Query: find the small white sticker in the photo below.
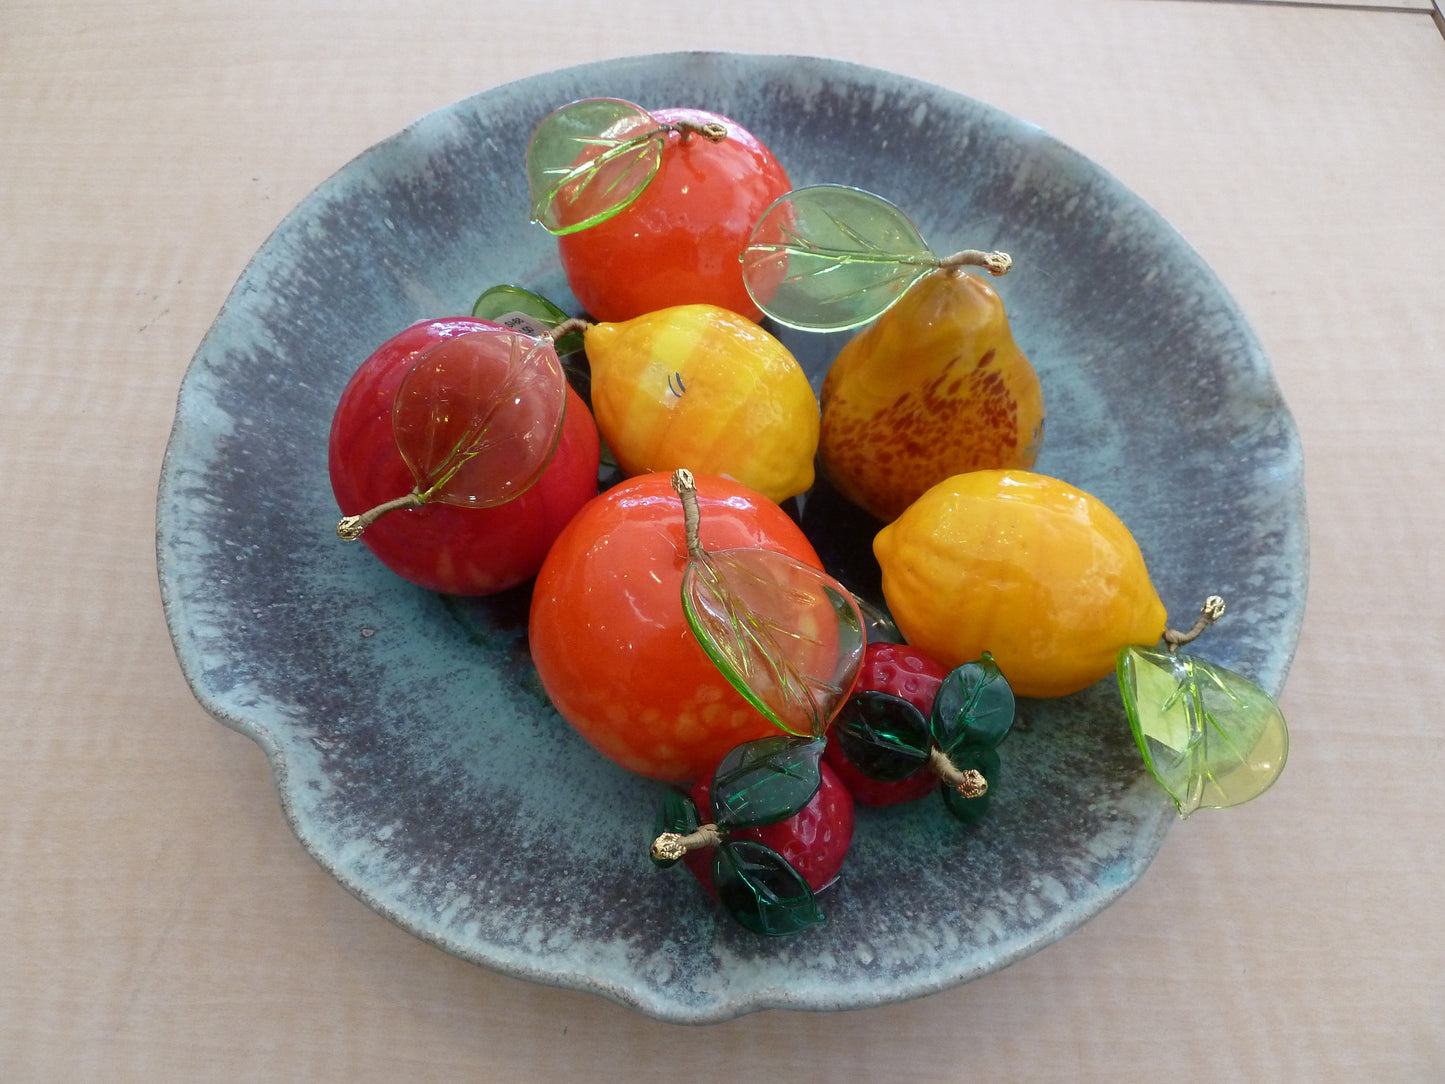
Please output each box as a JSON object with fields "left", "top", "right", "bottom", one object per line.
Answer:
{"left": 492, "top": 311, "right": 551, "bottom": 338}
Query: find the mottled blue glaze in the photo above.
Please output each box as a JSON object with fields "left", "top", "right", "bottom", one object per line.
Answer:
{"left": 157, "top": 52, "right": 1307, "bottom": 1023}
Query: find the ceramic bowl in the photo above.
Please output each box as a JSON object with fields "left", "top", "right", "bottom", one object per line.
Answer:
{"left": 157, "top": 51, "right": 1306, "bottom": 1023}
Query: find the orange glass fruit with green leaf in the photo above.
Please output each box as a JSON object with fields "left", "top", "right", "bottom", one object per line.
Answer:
{"left": 529, "top": 470, "right": 864, "bottom": 783}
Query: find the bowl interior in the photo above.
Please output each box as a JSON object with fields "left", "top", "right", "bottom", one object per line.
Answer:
{"left": 157, "top": 51, "right": 1306, "bottom": 1023}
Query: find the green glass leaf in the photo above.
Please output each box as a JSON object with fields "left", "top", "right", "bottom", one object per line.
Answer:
{"left": 713, "top": 839, "right": 825, "bottom": 936}
{"left": 682, "top": 546, "right": 866, "bottom": 738}
{"left": 741, "top": 184, "right": 938, "bottom": 331}
{"left": 471, "top": 283, "right": 570, "bottom": 326}
{"left": 650, "top": 790, "right": 701, "bottom": 868}
{"left": 930, "top": 653, "right": 1016, "bottom": 757}
{"left": 526, "top": 98, "right": 666, "bottom": 234}
{"left": 471, "top": 284, "right": 584, "bottom": 356}
{"left": 710, "top": 734, "right": 825, "bottom": 830}
{"left": 833, "top": 690, "right": 931, "bottom": 782}
{"left": 391, "top": 329, "right": 566, "bottom": 507}
{"left": 939, "top": 747, "right": 1000, "bottom": 825}
{"left": 1117, "top": 645, "right": 1289, "bottom": 817}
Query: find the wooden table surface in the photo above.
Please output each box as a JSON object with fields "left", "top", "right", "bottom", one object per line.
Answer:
{"left": 5, "top": 1, "right": 1443, "bottom": 1079}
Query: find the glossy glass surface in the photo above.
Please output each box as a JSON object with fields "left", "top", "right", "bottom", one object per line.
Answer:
{"left": 526, "top": 98, "right": 664, "bottom": 234}
{"left": 1118, "top": 645, "right": 1289, "bottom": 817}
{"left": 930, "top": 654, "right": 1016, "bottom": 755}
{"left": 709, "top": 735, "right": 825, "bottom": 830}
{"left": 832, "top": 690, "right": 932, "bottom": 782}
{"left": 744, "top": 184, "right": 935, "bottom": 330}
{"left": 713, "top": 840, "right": 824, "bottom": 936}
{"left": 683, "top": 547, "right": 865, "bottom": 738}
{"left": 392, "top": 330, "right": 566, "bottom": 507}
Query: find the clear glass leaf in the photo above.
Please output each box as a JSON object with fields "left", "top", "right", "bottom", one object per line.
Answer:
{"left": 1117, "top": 645, "right": 1289, "bottom": 817}
{"left": 712, "top": 839, "right": 824, "bottom": 936}
{"left": 650, "top": 790, "right": 701, "bottom": 868}
{"left": 833, "top": 690, "right": 931, "bottom": 782}
{"left": 741, "top": 184, "right": 938, "bottom": 331}
{"left": 930, "top": 653, "right": 1016, "bottom": 757}
{"left": 709, "top": 734, "right": 825, "bottom": 830}
{"left": 682, "top": 546, "right": 867, "bottom": 738}
{"left": 525, "top": 98, "right": 666, "bottom": 234}
{"left": 391, "top": 329, "right": 566, "bottom": 508}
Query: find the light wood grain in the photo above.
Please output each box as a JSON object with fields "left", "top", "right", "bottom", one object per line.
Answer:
{"left": 3, "top": 1, "right": 1443, "bottom": 1080}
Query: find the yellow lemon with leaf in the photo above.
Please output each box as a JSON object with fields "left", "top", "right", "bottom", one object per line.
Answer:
{"left": 874, "top": 469, "right": 1166, "bottom": 698}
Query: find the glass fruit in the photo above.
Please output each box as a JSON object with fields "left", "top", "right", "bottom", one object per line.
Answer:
{"left": 327, "top": 318, "right": 599, "bottom": 595}
{"left": 581, "top": 304, "right": 819, "bottom": 503}
{"left": 535, "top": 102, "right": 791, "bottom": 322}
{"left": 818, "top": 266, "right": 1045, "bottom": 522}
{"left": 873, "top": 470, "right": 1166, "bottom": 698}
{"left": 527, "top": 472, "right": 825, "bottom": 782}
{"left": 664, "top": 741, "right": 855, "bottom": 935}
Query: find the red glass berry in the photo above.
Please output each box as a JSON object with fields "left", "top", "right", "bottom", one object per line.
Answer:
{"left": 825, "top": 642, "right": 949, "bottom": 806}
{"left": 683, "top": 759, "right": 854, "bottom": 896}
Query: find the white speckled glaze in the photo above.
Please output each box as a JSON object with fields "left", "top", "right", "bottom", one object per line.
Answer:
{"left": 157, "top": 52, "right": 1306, "bottom": 1023}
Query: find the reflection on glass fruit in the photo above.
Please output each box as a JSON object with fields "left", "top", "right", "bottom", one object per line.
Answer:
{"left": 819, "top": 267, "right": 1044, "bottom": 522}
{"left": 583, "top": 304, "right": 819, "bottom": 503}
{"left": 874, "top": 469, "right": 1166, "bottom": 698}
{"left": 528, "top": 472, "right": 824, "bottom": 782}
{"left": 328, "top": 317, "right": 600, "bottom": 595}
{"left": 552, "top": 106, "right": 790, "bottom": 322}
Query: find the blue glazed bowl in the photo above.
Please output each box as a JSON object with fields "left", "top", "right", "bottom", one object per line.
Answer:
{"left": 157, "top": 52, "right": 1306, "bottom": 1023}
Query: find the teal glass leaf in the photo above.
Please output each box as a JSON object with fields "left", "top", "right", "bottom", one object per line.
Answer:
{"left": 391, "top": 330, "right": 566, "bottom": 507}
{"left": 741, "top": 184, "right": 938, "bottom": 331}
{"left": 710, "top": 734, "right": 825, "bottom": 830}
{"left": 650, "top": 790, "right": 701, "bottom": 868}
{"left": 1117, "top": 645, "right": 1289, "bottom": 817}
{"left": 930, "top": 653, "right": 1016, "bottom": 757}
{"left": 713, "top": 840, "right": 825, "bottom": 936}
{"left": 525, "top": 98, "right": 666, "bottom": 234}
{"left": 833, "top": 690, "right": 931, "bottom": 782}
{"left": 940, "top": 747, "right": 1000, "bottom": 825}
{"left": 682, "top": 546, "right": 866, "bottom": 738}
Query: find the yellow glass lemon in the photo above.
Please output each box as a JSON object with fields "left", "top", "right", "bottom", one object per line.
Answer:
{"left": 583, "top": 304, "right": 818, "bottom": 503}
{"left": 874, "top": 469, "right": 1166, "bottom": 698}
